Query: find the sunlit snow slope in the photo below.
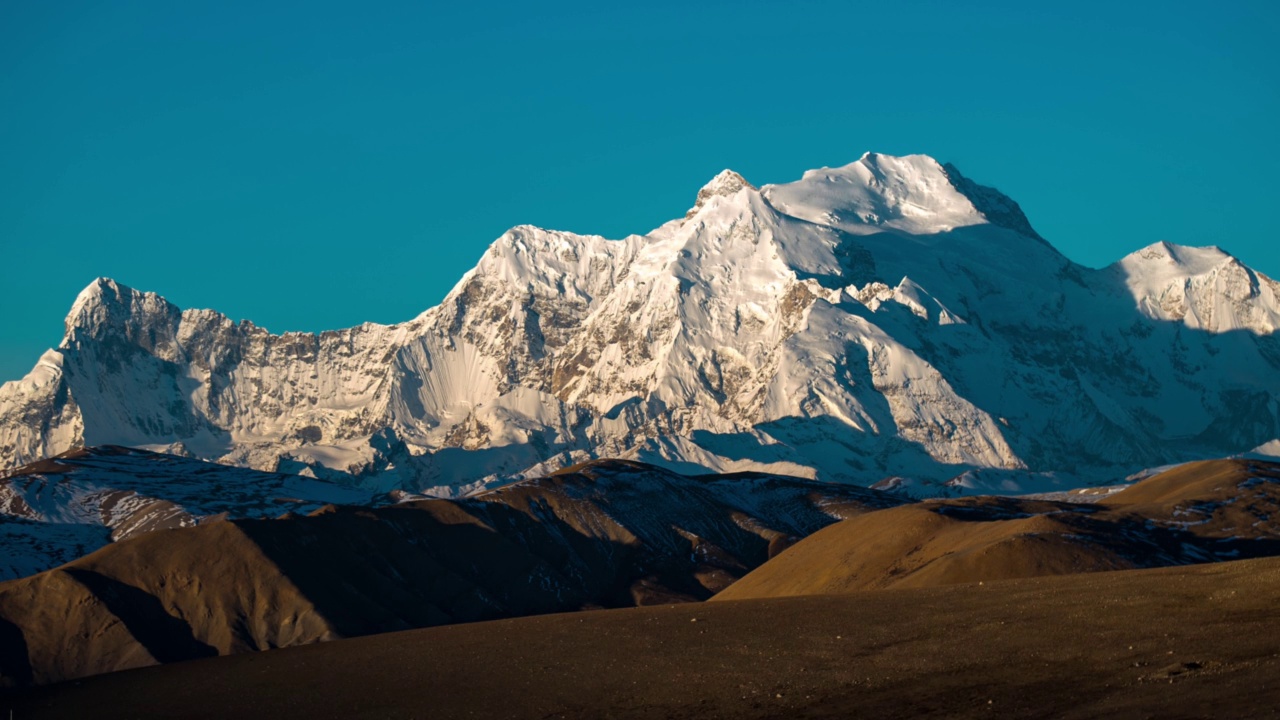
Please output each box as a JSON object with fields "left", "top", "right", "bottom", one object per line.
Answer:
{"left": 3, "top": 152, "right": 1279, "bottom": 496}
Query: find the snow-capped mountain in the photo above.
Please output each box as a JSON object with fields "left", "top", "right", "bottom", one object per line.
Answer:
{"left": 2, "top": 152, "right": 1278, "bottom": 496}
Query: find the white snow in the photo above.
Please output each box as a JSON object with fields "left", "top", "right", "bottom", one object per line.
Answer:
{"left": 762, "top": 153, "right": 989, "bottom": 236}
{"left": 1114, "top": 241, "right": 1280, "bottom": 333}
{"left": 2, "top": 152, "right": 1279, "bottom": 502}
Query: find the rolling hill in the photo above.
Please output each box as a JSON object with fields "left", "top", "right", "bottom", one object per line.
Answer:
{"left": 716, "top": 459, "right": 1280, "bottom": 599}
{"left": 0, "top": 458, "right": 901, "bottom": 686}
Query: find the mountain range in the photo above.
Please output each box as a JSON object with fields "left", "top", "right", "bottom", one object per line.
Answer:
{"left": 3, "top": 152, "right": 1279, "bottom": 503}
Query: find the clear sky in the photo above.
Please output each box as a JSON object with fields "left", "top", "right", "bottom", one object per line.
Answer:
{"left": 2, "top": 1, "right": 1277, "bottom": 382}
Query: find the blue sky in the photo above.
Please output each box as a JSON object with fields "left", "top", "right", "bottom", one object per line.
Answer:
{"left": 2, "top": 0, "right": 1277, "bottom": 382}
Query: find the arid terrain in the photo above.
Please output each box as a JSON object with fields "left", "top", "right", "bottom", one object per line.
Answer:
{"left": 3, "top": 458, "right": 1280, "bottom": 718}
{"left": 6, "top": 556, "right": 1280, "bottom": 719}
{"left": 719, "top": 458, "right": 1280, "bottom": 599}
{"left": 0, "top": 457, "right": 901, "bottom": 686}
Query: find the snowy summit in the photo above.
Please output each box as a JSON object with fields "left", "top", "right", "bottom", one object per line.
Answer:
{"left": 2, "top": 152, "right": 1279, "bottom": 500}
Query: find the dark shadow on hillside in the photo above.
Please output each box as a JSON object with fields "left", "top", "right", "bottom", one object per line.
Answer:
{"left": 0, "top": 616, "right": 32, "bottom": 688}
{"left": 227, "top": 467, "right": 863, "bottom": 641}
{"left": 760, "top": 414, "right": 974, "bottom": 484}
{"left": 900, "top": 491, "right": 1280, "bottom": 574}
{"left": 61, "top": 569, "right": 216, "bottom": 664}
{"left": 688, "top": 430, "right": 799, "bottom": 467}
{"left": 230, "top": 504, "right": 645, "bottom": 640}
{"left": 681, "top": 333, "right": 986, "bottom": 487}
{"left": 404, "top": 443, "right": 569, "bottom": 493}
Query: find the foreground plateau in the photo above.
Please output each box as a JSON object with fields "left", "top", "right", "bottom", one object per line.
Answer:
{"left": 2, "top": 456, "right": 1278, "bottom": 699}
{"left": 7, "top": 556, "right": 1280, "bottom": 719}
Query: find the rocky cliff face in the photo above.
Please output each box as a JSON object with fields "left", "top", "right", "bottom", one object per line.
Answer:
{"left": 3, "top": 152, "right": 1279, "bottom": 495}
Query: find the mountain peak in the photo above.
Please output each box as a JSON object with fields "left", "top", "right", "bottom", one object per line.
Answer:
{"left": 1113, "top": 241, "right": 1280, "bottom": 333}
{"left": 855, "top": 151, "right": 938, "bottom": 173}
{"left": 73, "top": 276, "right": 124, "bottom": 302}
{"left": 763, "top": 153, "right": 981, "bottom": 235}
{"left": 66, "top": 277, "right": 130, "bottom": 323}
{"left": 761, "top": 153, "right": 1045, "bottom": 241}
{"left": 1120, "top": 241, "right": 1235, "bottom": 273}
{"left": 686, "top": 169, "right": 755, "bottom": 218}
{"left": 63, "top": 277, "right": 179, "bottom": 344}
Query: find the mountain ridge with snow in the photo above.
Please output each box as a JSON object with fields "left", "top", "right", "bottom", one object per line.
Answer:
{"left": 3, "top": 151, "right": 1279, "bottom": 497}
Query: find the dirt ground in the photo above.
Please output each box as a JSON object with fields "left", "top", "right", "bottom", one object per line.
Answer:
{"left": 7, "top": 555, "right": 1280, "bottom": 720}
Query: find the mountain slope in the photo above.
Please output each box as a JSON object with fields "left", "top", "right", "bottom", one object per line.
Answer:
{"left": 3, "top": 152, "right": 1279, "bottom": 495}
{"left": 0, "top": 459, "right": 901, "bottom": 686}
{"left": 715, "top": 459, "right": 1280, "bottom": 600}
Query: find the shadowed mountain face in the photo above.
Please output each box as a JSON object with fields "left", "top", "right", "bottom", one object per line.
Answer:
{"left": 0, "top": 459, "right": 903, "bottom": 687}
{"left": 716, "top": 459, "right": 1280, "bottom": 600}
